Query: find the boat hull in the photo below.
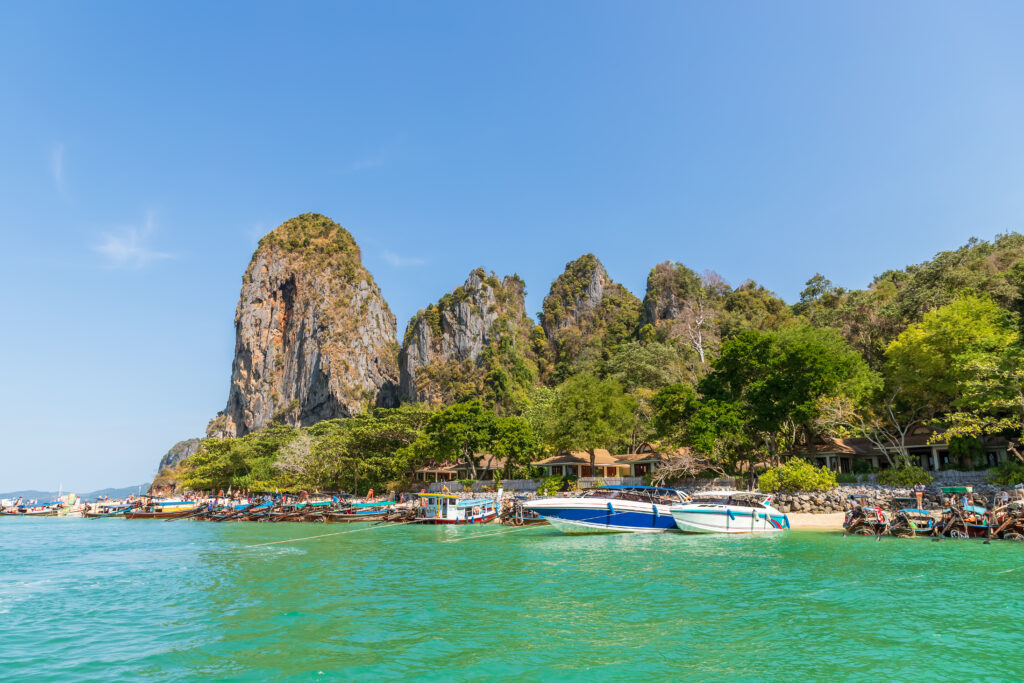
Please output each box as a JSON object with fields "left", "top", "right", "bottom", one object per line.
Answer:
{"left": 670, "top": 506, "right": 788, "bottom": 534}
{"left": 524, "top": 499, "right": 678, "bottom": 533}
{"left": 124, "top": 508, "right": 198, "bottom": 520}
{"left": 414, "top": 511, "right": 497, "bottom": 525}
{"left": 325, "top": 512, "right": 391, "bottom": 523}
{"left": 1, "top": 509, "right": 59, "bottom": 517}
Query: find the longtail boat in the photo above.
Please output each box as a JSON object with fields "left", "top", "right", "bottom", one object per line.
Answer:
{"left": 937, "top": 487, "right": 992, "bottom": 539}
{"left": 125, "top": 499, "right": 199, "bottom": 519}
{"left": 414, "top": 493, "right": 497, "bottom": 525}
{"left": 83, "top": 503, "right": 135, "bottom": 519}
{"left": 325, "top": 501, "right": 396, "bottom": 523}
{"left": 885, "top": 497, "right": 937, "bottom": 537}
{"left": 843, "top": 494, "right": 888, "bottom": 536}
{"left": 1, "top": 501, "right": 62, "bottom": 517}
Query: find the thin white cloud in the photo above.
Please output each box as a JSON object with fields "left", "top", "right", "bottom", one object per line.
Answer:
{"left": 346, "top": 151, "right": 388, "bottom": 172}
{"left": 51, "top": 143, "right": 64, "bottom": 192}
{"left": 94, "top": 212, "right": 174, "bottom": 269}
{"left": 382, "top": 250, "right": 426, "bottom": 267}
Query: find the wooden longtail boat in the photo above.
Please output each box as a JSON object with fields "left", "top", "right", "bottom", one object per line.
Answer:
{"left": 414, "top": 493, "right": 497, "bottom": 525}
{"left": 937, "top": 487, "right": 993, "bottom": 539}
{"left": 324, "top": 501, "right": 396, "bottom": 523}
{"left": 1, "top": 504, "right": 61, "bottom": 517}
{"left": 843, "top": 494, "right": 888, "bottom": 536}
{"left": 125, "top": 500, "right": 199, "bottom": 519}
{"left": 885, "top": 497, "right": 938, "bottom": 537}
{"left": 83, "top": 503, "right": 135, "bottom": 519}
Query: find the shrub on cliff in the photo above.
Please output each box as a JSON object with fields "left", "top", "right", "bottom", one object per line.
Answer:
{"left": 876, "top": 465, "right": 933, "bottom": 487}
{"left": 757, "top": 458, "right": 837, "bottom": 493}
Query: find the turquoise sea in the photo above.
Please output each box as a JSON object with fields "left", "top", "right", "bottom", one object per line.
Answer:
{"left": 2, "top": 518, "right": 1022, "bottom": 681}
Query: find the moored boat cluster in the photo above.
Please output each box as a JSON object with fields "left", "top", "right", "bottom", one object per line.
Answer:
{"left": 74, "top": 492, "right": 501, "bottom": 525}
{"left": 843, "top": 485, "right": 1024, "bottom": 541}
{"left": 8, "top": 484, "right": 1024, "bottom": 542}
{"left": 1, "top": 485, "right": 791, "bottom": 534}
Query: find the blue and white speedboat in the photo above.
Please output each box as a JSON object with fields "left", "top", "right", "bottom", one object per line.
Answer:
{"left": 523, "top": 486, "right": 691, "bottom": 533}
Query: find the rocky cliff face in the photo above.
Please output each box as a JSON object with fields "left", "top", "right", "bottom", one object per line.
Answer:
{"left": 641, "top": 261, "right": 702, "bottom": 328}
{"left": 157, "top": 438, "right": 202, "bottom": 472}
{"left": 539, "top": 254, "right": 611, "bottom": 335}
{"left": 221, "top": 213, "right": 398, "bottom": 437}
{"left": 399, "top": 268, "right": 533, "bottom": 405}
{"left": 539, "top": 254, "right": 641, "bottom": 377}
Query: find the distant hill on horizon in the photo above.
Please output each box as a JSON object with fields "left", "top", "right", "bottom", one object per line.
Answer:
{"left": 0, "top": 484, "right": 149, "bottom": 502}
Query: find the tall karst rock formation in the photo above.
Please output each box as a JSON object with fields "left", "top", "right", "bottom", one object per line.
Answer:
{"left": 399, "top": 268, "right": 535, "bottom": 407}
{"left": 539, "top": 254, "right": 642, "bottom": 380}
{"left": 220, "top": 213, "right": 398, "bottom": 437}
{"left": 641, "top": 261, "right": 704, "bottom": 329}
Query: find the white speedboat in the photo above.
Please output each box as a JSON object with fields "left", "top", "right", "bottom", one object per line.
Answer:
{"left": 669, "top": 490, "right": 789, "bottom": 534}
{"left": 524, "top": 486, "right": 691, "bottom": 533}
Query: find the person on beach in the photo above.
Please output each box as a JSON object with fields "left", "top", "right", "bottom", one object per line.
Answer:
{"left": 914, "top": 483, "right": 926, "bottom": 509}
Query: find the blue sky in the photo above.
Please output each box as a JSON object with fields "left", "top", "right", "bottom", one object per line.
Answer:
{"left": 2, "top": 2, "right": 1023, "bottom": 491}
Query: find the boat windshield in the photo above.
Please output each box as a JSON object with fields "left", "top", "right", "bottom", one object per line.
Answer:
{"left": 690, "top": 496, "right": 766, "bottom": 509}
{"left": 580, "top": 487, "right": 686, "bottom": 505}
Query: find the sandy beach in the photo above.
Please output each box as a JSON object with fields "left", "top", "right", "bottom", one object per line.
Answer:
{"left": 787, "top": 512, "right": 845, "bottom": 531}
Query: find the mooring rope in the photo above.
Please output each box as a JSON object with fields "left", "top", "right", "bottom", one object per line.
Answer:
{"left": 440, "top": 523, "right": 546, "bottom": 543}
{"left": 245, "top": 520, "right": 417, "bottom": 548}
{"left": 442, "top": 507, "right": 648, "bottom": 543}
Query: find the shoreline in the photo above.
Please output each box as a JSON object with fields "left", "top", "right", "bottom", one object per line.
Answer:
{"left": 787, "top": 512, "right": 845, "bottom": 531}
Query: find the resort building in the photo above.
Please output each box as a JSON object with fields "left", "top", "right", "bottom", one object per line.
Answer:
{"left": 531, "top": 443, "right": 667, "bottom": 478}
{"left": 807, "top": 425, "right": 1011, "bottom": 473}
{"left": 413, "top": 455, "right": 507, "bottom": 483}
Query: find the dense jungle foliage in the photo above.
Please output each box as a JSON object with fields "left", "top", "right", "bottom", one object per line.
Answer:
{"left": 171, "top": 234, "right": 1024, "bottom": 492}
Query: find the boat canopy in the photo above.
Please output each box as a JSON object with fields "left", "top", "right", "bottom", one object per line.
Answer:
{"left": 941, "top": 486, "right": 973, "bottom": 494}
{"left": 350, "top": 501, "right": 395, "bottom": 508}
{"left": 455, "top": 498, "right": 494, "bottom": 509}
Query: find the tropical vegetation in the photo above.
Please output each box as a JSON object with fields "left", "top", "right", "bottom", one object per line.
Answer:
{"left": 171, "top": 234, "right": 1024, "bottom": 493}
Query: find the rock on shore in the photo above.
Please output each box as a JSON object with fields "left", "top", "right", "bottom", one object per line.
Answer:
{"left": 771, "top": 482, "right": 1011, "bottom": 514}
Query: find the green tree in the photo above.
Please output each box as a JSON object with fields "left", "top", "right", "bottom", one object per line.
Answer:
{"left": 402, "top": 400, "right": 537, "bottom": 480}
{"left": 651, "top": 383, "right": 699, "bottom": 445}
{"left": 718, "top": 281, "right": 793, "bottom": 340}
{"left": 945, "top": 345, "right": 1024, "bottom": 440}
{"left": 412, "top": 400, "right": 496, "bottom": 479}
{"left": 884, "top": 294, "right": 1018, "bottom": 413}
{"left": 488, "top": 416, "right": 538, "bottom": 478}
{"left": 697, "top": 325, "right": 878, "bottom": 463}
{"left": 544, "top": 374, "right": 636, "bottom": 477}
{"left": 602, "top": 341, "right": 688, "bottom": 391}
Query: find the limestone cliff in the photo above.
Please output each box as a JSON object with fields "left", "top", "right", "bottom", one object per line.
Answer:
{"left": 539, "top": 254, "right": 642, "bottom": 378}
{"left": 399, "top": 268, "right": 534, "bottom": 406}
{"left": 641, "top": 261, "right": 703, "bottom": 328}
{"left": 221, "top": 213, "right": 398, "bottom": 437}
{"left": 157, "top": 438, "right": 202, "bottom": 472}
